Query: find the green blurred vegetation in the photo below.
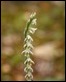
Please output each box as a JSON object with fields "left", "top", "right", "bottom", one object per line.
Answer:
{"left": 1, "top": 1, "right": 65, "bottom": 81}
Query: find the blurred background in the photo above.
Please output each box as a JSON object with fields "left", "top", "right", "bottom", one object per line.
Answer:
{"left": 1, "top": 1, "right": 65, "bottom": 81}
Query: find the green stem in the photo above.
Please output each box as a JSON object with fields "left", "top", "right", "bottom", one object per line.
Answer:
{"left": 25, "top": 17, "right": 35, "bottom": 38}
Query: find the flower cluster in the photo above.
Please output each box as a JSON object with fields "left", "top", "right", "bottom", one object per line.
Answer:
{"left": 22, "top": 12, "right": 37, "bottom": 81}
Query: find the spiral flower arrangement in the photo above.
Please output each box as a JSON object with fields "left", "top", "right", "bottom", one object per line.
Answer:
{"left": 22, "top": 12, "right": 37, "bottom": 81}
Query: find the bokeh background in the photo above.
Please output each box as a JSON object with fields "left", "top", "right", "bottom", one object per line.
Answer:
{"left": 1, "top": 1, "right": 65, "bottom": 81}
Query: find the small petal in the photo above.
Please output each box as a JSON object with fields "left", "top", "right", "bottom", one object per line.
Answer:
{"left": 24, "top": 66, "right": 33, "bottom": 73}
{"left": 29, "top": 27, "right": 37, "bottom": 34}
{"left": 24, "top": 44, "right": 26, "bottom": 48}
{"left": 30, "top": 12, "right": 36, "bottom": 18}
{"left": 24, "top": 35, "right": 33, "bottom": 41}
{"left": 33, "top": 12, "right": 36, "bottom": 17}
{"left": 21, "top": 50, "right": 25, "bottom": 54}
{"left": 25, "top": 73, "right": 33, "bottom": 79}
{"left": 30, "top": 27, "right": 37, "bottom": 32}
{"left": 32, "top": 18, "right": 37, "bottom": 25}
{"left": 29, "top": 51, "right": 33, "bottom": 55}
{"left": 29, "top": 30, "right": 33, "bottom": 34}
{"left": 21, "top": 48, "right": 30, "bottom": 54}
{"left": 27, "top": 35, "right": 33, "bottom": 41}
{"left": 24, "top": 43, "right": 34, "bottom": 49}
{"left": 24, "top": 58, "right": 34, "bottom": 64}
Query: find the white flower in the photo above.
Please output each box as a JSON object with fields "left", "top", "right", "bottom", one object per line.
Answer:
{"left": 24, "top": 43, "right": 34, "bottom": 49}
{"left": 24, "top": 35, "right": 33, "bottom": 42}
{"left": 32, "top": 18, "right": 37, "bottom": 25}
{"left": 29, "top": 27, "right": 37, "bottom": 34}
{"left": 25, "top": 72, "right": 33, "bottom": 79}
{"left": 21, "top": 48, "right": 33, "bottom": 55}
{"left": 24, "top": 66, "right": 33, "bottom": 73}
{"left": 28, "top": 72, "right": 33, "bottom": 77}
{"left": 24, "top": 67, "right": 27, "bottom": 73}
{"left": 24, "top": 58, "right": 34, "bottom": 64}
{"left": 27, "top": 35, "right": 33, "bottom": 41}
{"left": 30, "top": 12, "right": 36, "bottom": 18}
{"left": 21, "top": 48, "right": 29, "bottom": 54}
{"left": 29, "top": 50, "right": 33, "bottom": 55}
